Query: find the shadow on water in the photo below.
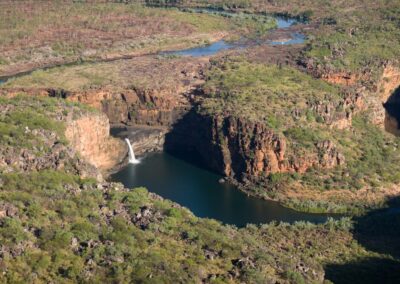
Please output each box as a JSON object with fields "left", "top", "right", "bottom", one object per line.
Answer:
{"left": 325, "top": 197, "right": 400, "bottom": 284}
{"left": 110, "top": 152, "right": 338, "bottom": 227}
{"left": 111, "top": 108, "right": 340, "bottom": 227}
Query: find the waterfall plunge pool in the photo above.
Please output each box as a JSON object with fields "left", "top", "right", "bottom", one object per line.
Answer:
{"left": 110, "top": 152, "right": 339, "bottom": 227}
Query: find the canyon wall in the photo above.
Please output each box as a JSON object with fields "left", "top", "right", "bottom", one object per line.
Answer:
{"left": 301, "top": 59, "right": 400, "bottom": 129}
{"left": 165, "top": 111, "right": 344, "bottom": 180}
{"left": 64, "top": 87, "right": 191, "bottom": 127}
{"left": 65, "top": 112, "right": 126, "bottom": 172}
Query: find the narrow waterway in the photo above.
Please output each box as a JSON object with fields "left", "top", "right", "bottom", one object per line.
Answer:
{"left": 111, "top": 152, "right": 338, "bottom": 227}
{"left": 0, "top": 15, "right": 305, "bottom": 85}
{"left": 160, "top": 15, "right": 305, "bottom": 57}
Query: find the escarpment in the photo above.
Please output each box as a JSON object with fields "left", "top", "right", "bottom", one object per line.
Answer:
{"left": 64, "top": 87, "right": 192, "bottom": 127}
{"left": 0, "top": 96, "right": 106, "bottom": 181}
{"left": 65, "top": 112, "right": 126, "bottom": 172}
{"left": 165, "top": 111, "right": 344, "bottom": 181}
{"left": 302, "top": 59, "right": 400, "bottom": 128}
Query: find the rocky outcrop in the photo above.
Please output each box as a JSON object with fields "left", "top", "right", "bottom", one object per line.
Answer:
{"left": 0, "top": 127, "right": 103, "bottom": 180}
{"left": 56, "top": 87, "right": 192, "bottom": 127}
{"left": 110, "top": 125, "right": 166, "bottom": 157}
{"left": 65, "top": 112, "right": 126, "bottom": 172}
{"left": 165, "top": 110, "right": 344, "bottom": 180}
{"left": 1, "top": 86, "right": 193, "bottom": 127}
{"left": 300, "top": 57, "right": 372, "bottom": 86}
{"left": 307, "top": 91, "right": 364, "bottom": 130}
{"left": 301, "top": 59, "right": 400, "bottom": 128}
{"left": 370, "top": 64, "right": 400, "bottom": 126}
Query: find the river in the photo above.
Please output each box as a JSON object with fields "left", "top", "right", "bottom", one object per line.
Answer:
{"left": 111, "top": 152, "right": 338, "bottom": 227}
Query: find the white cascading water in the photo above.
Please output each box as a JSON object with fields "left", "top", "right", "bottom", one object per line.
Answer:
{"left": 125, "top": 138, "right": 140, "bottom": 164}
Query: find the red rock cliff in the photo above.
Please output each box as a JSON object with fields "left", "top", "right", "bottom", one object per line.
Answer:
{"left": 65, "top": 112, "right": 126, "bottom": 172}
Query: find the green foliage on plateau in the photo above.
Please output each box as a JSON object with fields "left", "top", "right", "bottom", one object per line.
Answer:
{"left": 305, "top": 10, "right": 400, "bottom": 71}
{"left": 0, "top": 95, "right": 67, "bottom": 150}
{"left": 200, "top": 55, "right": 400, "bottom": 214}
{"left": 0, "top": 95, "right": 97, "bottom": 153}
{"left": 0, "top": 169, "right": 397, "bottom": 283}
{"left": 201, "top": 57, "right": 341, "bottom": 127}
{"left": 297, "top": 115, "right": 400, "bottom": 193}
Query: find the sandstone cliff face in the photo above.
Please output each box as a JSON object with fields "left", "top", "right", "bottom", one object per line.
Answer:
{"left": 0, "top": 128, "right": 102, "bottom": 181}
{"left": 63, "top": 86, "right": 192, "bottom": 127}
{"left": 300, "top": 57, "right": 372, "bottom": 86}
{"left": 302, "top": 59, "right": 400, "bottom": 129}
{"left": 371, "top": 64, "right": 400, "bottom": 126}
{"left": 65, "top": 112, "right": 126, "bottom": 172}
{"left": 165, "top": 111, "right": 344, "bottom": 180}
{"left": 306, "top": 91, "right": 364, "bottom": 130}
{"left": 0, "top": 99, "right": 105, "bottom": 180}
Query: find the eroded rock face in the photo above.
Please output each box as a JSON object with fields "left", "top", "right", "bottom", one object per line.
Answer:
{"left": 165, "top": 111, "right": 344, "bottom": 180}
{"left": 65, "top": 112, "right": 126, "bottom": 172}
{"left": 307, "top": 91, "right": 364, "bottom": 130}
{"left": 59, "top": 87, "right": 192, "bottom": 127}
{"left": 300, "top": 57, "right": 372, "bottom": 86}
{"left": 371, "top": 64, "right": 400, "bottom": 126}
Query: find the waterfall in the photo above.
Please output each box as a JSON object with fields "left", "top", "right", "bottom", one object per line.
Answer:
{"left": 125, "top": 138, "right": 140, "bottom": 164}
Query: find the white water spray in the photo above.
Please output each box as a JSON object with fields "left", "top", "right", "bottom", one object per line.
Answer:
{"left": 125, "top": 138, "right": 140, "bottom": 164}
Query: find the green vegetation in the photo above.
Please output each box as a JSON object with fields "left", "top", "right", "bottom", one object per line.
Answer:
{"left": 302, "top": 1, "right": 400, "bottom": 71}
{"left": 141, "top": 0, "right": 400, "bottom": 72}
{"left": 0, "top": 95, "right": 67, "bottom": 150}
{"left": 202, "top": 57, "right": 342, "bottom": 127}
{"left": 200, "top": 56, "right": 400, "bottom": 214}
{"left": 0, "top": 1, "right": 278, "bottom": 76}
{"left": 1, "top": 168, "right": 398, "bottom": 283}
{"left": 0, "top": 87, "right": 399, "bottom": 283}
{"left": 1, "top": 0, "right": 399, "bottom": 281}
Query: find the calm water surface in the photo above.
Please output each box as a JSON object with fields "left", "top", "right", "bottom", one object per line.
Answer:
{"left": 111, "top": 152, "right": 337, "bottom": 227}
{"left": 161, "top": 16, "right": 305, "bottom": 57}
{"left": 0, "top": 16, "right": 305, "bottom": 85}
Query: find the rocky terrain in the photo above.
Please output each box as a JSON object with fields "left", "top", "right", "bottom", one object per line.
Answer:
{"left": 0, "top": 1, "right": 400, "bottom": 282}
{"left": 0, "top": 94, "right": 399, "bottom": 283}
{"left": 2, "top": 43, "right": 400, "bottom": 214}
{"left": 0, "top": 94, "right": 125, "bottom": 180}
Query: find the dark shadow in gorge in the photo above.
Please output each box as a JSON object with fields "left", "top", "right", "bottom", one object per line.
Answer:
{"left": 383, "top": 86, "right": 400, "bottom": 135}
{"left": 352, "top": 197, "right": 400, "bottom": 258}
{"left": 325, "top": 197, "right": 400, "bottom": 283}
{"left": 325, "top": 257, "right": 400, "bottom": 284}
{"left": 163, "top": 105, "right": 251, "bottom": 181}
{"left": 163, "top": 106, "right": 226, "bottom": 176}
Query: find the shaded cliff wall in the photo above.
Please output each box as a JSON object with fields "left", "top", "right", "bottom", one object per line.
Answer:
{"left": 165, "top": 109, "right": 344, "bottom": 180}
{"left": 384, "top": 86, "right": 400, "bottom": 136}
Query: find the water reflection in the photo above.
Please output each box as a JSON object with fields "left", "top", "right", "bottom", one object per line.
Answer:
{"left": 160, "top": 15, "right": 305, "bottom": 58}
{"left": 111, "top": 152, "right": 338, "bottom": 227}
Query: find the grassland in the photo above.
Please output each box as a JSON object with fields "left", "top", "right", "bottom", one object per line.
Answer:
{"left": 0, "top": 1, "right": 276, "bottom": 77}
{"left": 1, "top": 55, "right": 207, "bottom": 92}
{"left": 145, "top": 0, "right": 400, "bottom": 73}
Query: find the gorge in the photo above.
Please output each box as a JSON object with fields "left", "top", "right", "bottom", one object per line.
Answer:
{"left": 1, "top": 1, "right": 400, "bottom": 283}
